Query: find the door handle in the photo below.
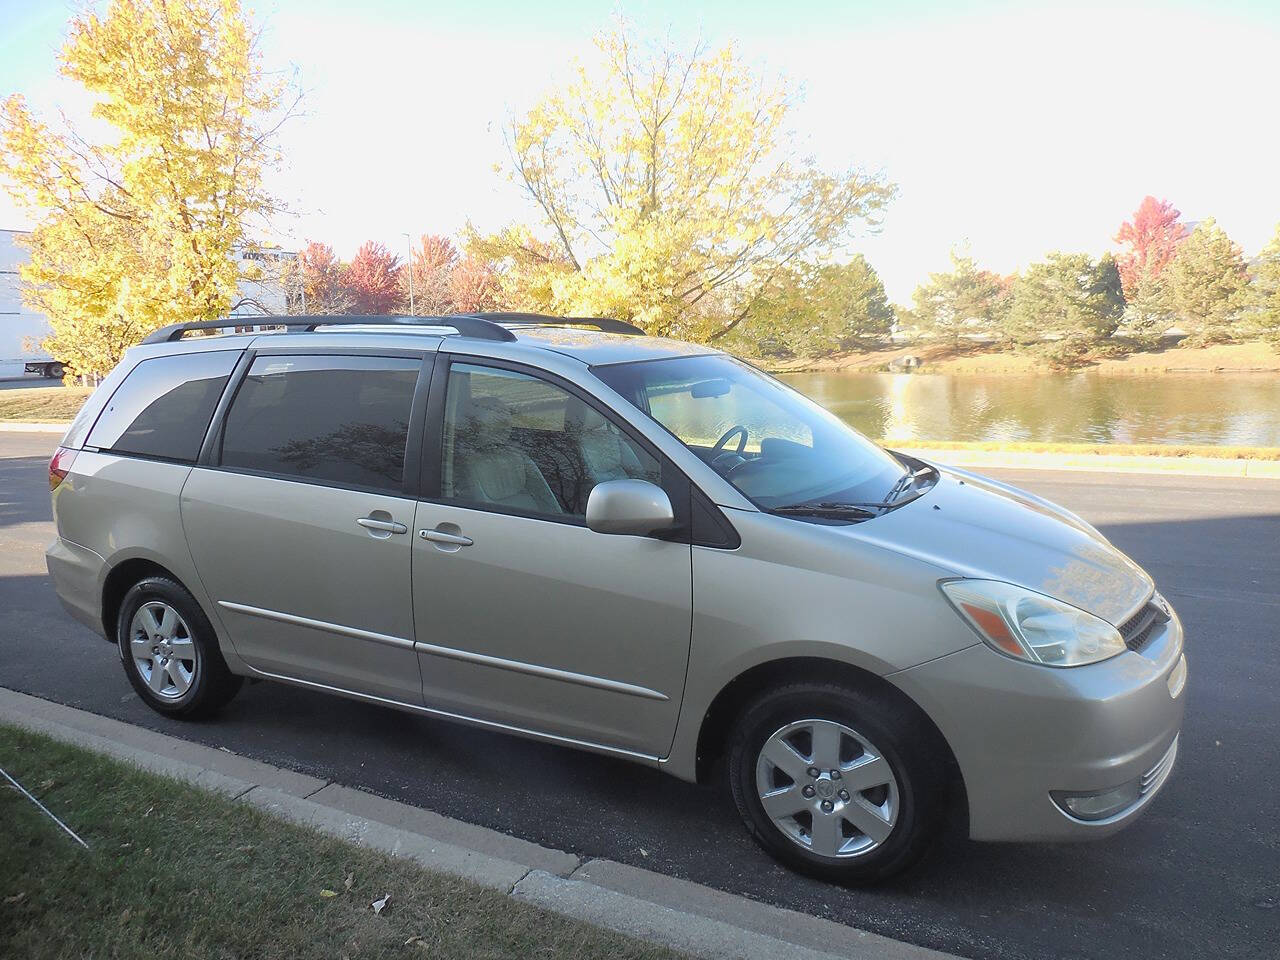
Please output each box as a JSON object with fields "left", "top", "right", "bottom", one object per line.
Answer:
{"left": 419, "top": 528, "right": 473, "bottom": 547}
{"left": 357, "top": 517, "right": 407, "bottom": 535}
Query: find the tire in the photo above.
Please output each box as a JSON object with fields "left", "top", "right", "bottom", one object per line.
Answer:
{"left": 116, "top": 576, "right": 242, "bottom": 719}
{"left": 727, "top": 681, "right": 947, "bottom": 884}
{"left": 47, "top": 362, "right": 65, "bottom": 379}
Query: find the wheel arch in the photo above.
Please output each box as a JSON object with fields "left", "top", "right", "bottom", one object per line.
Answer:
{"left": 100, "top": 557, "right": 189, "bottom": 642}
{"left": 692, "top": 656, "right": 967, "bottom": 820}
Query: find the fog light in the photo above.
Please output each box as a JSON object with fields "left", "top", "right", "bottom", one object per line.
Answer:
{"left": 1052, "top": 780, "right": 1143, "bottom": 821}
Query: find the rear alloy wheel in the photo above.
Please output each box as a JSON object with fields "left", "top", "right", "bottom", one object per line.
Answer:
{"left": 128, "top": 601, "right": 198, "bottom": 700}
{"left": 728, "top": 682, "right": 947, "bottom": 884}
{"left": 117, "top": 576, "right": 242, "bottom": 718}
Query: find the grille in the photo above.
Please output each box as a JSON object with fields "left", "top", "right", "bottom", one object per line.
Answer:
{"left": 1118, "top": 600, "right": 1169, "bottom": 653}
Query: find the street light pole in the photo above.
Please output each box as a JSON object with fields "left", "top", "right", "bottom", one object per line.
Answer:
{"left": 403, "top": 232, "right": 415, "bottom": 315}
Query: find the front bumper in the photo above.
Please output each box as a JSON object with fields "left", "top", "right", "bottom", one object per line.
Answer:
{"left": 890, "top": 607, "right": 1185, "bottom": 841}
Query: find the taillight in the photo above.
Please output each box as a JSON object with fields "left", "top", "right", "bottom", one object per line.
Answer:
{"left": 49, "top": 446, "right": 77, "bottom": 490}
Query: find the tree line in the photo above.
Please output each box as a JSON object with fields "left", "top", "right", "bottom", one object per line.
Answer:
{"left": 895, "top": 198, "right": 1280, "bottom": 367}
{"left": 2, "top": 2, "right": 1277, "bottom": 377}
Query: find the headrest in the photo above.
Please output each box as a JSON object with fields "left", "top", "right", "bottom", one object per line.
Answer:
{"left": 460, "top": 396, "right": 514, "bottom": 450}
{"left": 578, "top": 405, "right": 608, "bottom": 433}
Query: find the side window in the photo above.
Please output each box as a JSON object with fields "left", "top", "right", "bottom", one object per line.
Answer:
{"left": 86, "top": 351, "right": 238, "bottom": 462}
{"left": 221, "top": 355, "right": 420, "bottom": 493}
{"left": 442, "top": 363, "right": 660, "bottom": 519}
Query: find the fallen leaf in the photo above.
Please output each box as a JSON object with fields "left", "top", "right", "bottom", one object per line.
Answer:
{"left": 639, "top": 848, "right": 648, "bottom": 857}
{"left": 344, "top": 872, "right": 354, "bottom": 891}
{"left": 4, "top": 893, "right": 25, "bottom": 905}
{"left": 319, "top": 889, "right": 339, "bottom": 898}
{"left": 371, "top": 894, "right": 390, "bottom": 915}
{"left": 39, "top": 779, "right": 55, "bottom": 790}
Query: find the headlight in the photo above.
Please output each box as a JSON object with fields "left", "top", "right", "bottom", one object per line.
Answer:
{"left": 940, "top": 579, "right": 1127, "bottom": 667}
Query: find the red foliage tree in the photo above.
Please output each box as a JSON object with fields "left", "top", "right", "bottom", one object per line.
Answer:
{"left": 345, "top": 241, "right": 403, "bottom": 315}
{"left": 294, "top": 241, "right": 351, "bottom": 313}
{"left": 405, "top": 234, "right": 459, "bottom": 314}
{"left": 450, "top": 255, "right": 501, "bottom": 313}
{"left": 1114, "top": 197, "right": 1186, "bottom": 298}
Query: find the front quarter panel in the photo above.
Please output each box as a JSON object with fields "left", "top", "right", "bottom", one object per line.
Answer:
{"left": 664, "top": 507, "right": 979, "bottom": 780}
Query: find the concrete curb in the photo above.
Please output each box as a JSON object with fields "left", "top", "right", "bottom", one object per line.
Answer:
{"left": 0, "top": 686, "right": 962, "bottom": 960}
{"left": 0, "top": 421, "right": 67, "bottom": 433}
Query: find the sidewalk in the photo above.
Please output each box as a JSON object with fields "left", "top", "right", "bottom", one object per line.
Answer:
{"left": 0, "top": 687, "right": 960, "bottom": 960}
{"left": 898, "top": 445, "right": 1280, "bottom": 478}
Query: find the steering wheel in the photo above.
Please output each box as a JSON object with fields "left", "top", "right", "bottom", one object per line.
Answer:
{"left": 710, "top": 425, "right": 749, "bottom": 467}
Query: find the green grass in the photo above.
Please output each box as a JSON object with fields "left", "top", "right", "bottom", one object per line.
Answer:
{"left": 0, "top": 724, "right": 685, "bottom": 960}
{"left": 0, "top": 386, "right": 92, "bottom": 422}
{"left": 890, "top": 440, "right": 1280, "bottom": 461}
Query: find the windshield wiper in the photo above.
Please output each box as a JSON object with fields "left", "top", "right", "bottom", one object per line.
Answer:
{"left": 885, "top": 464, "right": 933, "bottom": 504}
{"left": 768, "top": 501, "right": 882, "bottom": 520}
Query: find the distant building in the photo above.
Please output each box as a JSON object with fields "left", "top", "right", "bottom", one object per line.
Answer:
{"left": 232, "top": 246, "right": 299, "bottom": 317}
{"left": 0, "top": 227, "right": 296, "bottom": 374}
{"left": 0, "top": 228, "right": 53, "bottom": 372}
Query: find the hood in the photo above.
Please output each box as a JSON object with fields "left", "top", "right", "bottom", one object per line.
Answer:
{"left": 846, "top": 465, "right": 1153, "bottom": 626}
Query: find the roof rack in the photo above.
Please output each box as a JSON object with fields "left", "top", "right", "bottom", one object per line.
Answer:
{"left": 140, "top": 312, "right": 646, "bottom": 345}
{"left": 465, "top": 312, "right": 646, "bottom": 336}
{"left": 141, "top": 314, "right": 517, "bottom": 345}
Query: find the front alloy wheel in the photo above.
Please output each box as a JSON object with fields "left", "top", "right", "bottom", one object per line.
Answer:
{"left": 756, "top": 719, "right": 900, "bottom": 859}
{"left": 728, "top": 681, "right": 948, "bottom": 884}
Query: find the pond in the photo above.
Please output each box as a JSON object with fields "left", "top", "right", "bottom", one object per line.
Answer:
{"left": 777, "top": 371, "right": 1280, "bottom": 446}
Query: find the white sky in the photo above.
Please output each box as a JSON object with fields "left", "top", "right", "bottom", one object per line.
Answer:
{"left": 2, "top": 0, "right": 1277, "bottom": 302}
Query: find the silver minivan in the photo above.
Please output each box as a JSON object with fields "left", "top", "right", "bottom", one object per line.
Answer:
{"left": 46, "top": 313, "right": 1186, "bottom": 883}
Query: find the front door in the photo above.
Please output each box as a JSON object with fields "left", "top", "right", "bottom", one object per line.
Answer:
{"left": 183, "top": 352, "right": 427, "bottom": 703}
{"left": 411, "top": 359, "right": 692, "bottom": 757}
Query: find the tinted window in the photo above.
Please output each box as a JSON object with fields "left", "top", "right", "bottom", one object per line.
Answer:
{"left": 87, "top": 351, "right": 238, "bottom": 462}
{"left": 442, "top": 363, "right": 660, "bottom": 518}
{"left": 221, "top": 355, "right": 420, "bottom": 492}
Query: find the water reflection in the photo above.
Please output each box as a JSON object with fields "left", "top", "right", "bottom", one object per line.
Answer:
{"left": 780, "top": 372, "right": 1280, "bottom": 445}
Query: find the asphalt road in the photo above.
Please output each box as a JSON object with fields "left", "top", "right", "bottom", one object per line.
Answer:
{"left": 0, "top": 375, "right": 59, "bottom": 390}
{"left": 2, "top": 432, "right": 1277, "bottom": 960}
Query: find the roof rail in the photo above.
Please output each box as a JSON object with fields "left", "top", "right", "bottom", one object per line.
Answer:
{"left": 462, "top": 312, "right": 646, "bottom": 336}
{"left": 140, "top": 314, "right": 518, "bottom": 345}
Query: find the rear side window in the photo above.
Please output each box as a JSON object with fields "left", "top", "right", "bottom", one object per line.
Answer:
{"left": 220, "top": 355, "right": 420, "bottom": 493}
{"left": 86, "top": 351, "right": 239, "bottom": 462}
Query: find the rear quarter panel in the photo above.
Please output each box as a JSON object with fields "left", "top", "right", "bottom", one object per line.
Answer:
{"left": 51, "top": 452, "right": 240, "bottom": 666}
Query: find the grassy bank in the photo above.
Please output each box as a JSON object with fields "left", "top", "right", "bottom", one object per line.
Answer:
{"left": 764, "top": 340, "right": 1280, "bottom": 376}
{"left": 891, "top": 440, "right": 1280, "bottom": 461}
{"left": 0, "top": 724, "right": 682, "bottom": 960}
{"left": 0, "top": 386, "right": 92, "bottom": 422}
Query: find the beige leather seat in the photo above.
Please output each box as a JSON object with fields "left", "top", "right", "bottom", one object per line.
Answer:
{"left": 452, "top": 396, "right": 562, "bottom": 514}
{"left": 575, "top": 406, "right": 651, "bottom": 486}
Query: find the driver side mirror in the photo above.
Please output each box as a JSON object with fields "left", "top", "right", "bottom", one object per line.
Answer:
{"left": 585, "top": 480, "right": 677, "bottom": 536}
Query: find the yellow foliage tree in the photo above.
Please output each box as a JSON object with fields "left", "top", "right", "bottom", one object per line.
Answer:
{"left": 479, "top": 20, "right": 895, "bottom": 341}
{"left": 0, "top": 0, "right": 291, "bottom": 377}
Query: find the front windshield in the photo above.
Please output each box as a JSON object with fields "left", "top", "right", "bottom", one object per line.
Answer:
{"left": 593, "top": 354, "right": 908, "bottom": 509}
